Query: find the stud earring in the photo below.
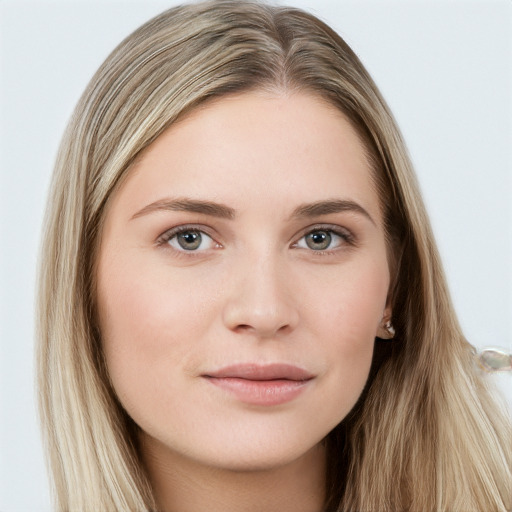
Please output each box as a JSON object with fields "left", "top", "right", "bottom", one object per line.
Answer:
{"left": 379, "top": 320, "right": 395, "bottom": 340}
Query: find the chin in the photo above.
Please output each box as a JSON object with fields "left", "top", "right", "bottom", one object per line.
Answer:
{"left": 209, "top": 452, "right": 304, "bottom": 473}
{"left": 187, "top": 430, "right": 326, "bottom": 474}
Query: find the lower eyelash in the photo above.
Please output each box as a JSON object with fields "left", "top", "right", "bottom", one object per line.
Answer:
{"left": 155, "top": 225, "right": 355, "bottom": 255}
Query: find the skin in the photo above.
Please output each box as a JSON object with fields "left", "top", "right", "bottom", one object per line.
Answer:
{"left": 96, "top": 91, "right": 392, "bottom": 512}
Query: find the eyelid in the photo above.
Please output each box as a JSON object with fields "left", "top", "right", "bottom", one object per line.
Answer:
{"left": 156, "top": 224, "right": 221, "bottom": 250}
{"left": 292, "top": 223, "right": 356, "bottom": 249}
{"left": 155, "top": 222, "right": 355, "bottom": 255}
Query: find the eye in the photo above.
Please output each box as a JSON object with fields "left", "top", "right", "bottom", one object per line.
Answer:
{"left": 295, "top": 228, "right": 352, "bottom": 251}
{"left": 304, "top": 231, "right": 333, "bottom": 251}
{"left": 160, "top": 228, "right": 217, "bottom": 252}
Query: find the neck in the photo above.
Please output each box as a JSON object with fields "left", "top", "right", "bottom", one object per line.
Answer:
{"left": 140, "top": 435, "right": 326, "bottom": 512}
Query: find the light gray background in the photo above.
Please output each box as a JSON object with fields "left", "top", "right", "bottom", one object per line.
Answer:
{"left": 1, "top": 1, "right": 511, "bottom": 510}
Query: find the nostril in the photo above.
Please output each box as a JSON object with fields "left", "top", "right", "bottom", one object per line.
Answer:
{"left": 233, "top": 322, "right": 291, "bottom": 337}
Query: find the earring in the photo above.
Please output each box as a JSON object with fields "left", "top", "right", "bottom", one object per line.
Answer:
{"left": 379, "top": 320, "right": 395, "bottom": 340}
{"left": 477, "top": 348, "right": 512, "bottom": 372}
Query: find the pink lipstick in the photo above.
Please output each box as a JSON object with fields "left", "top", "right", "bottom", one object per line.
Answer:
{"left": 203, "top": 363, "right": 314, "bottom": 406}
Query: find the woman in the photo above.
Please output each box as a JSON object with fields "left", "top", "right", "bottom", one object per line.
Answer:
{"left": 37, "top": 1, "right": 512, "bottom": 510}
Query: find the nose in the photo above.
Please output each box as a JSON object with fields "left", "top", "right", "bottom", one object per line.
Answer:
{"left": 222, "top": 254, "right": 299, "bottom": 339}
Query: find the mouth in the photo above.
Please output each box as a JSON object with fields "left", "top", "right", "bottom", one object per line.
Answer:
{"left": 202, "top": 363, "right": 315, "bottom": 406}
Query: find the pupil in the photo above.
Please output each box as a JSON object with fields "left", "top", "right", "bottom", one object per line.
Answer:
{"left": 178, "top": 231, "right": 202, "bottom": 250}
{"left": 306, "top": 231, "right": 331, "bottom": 250}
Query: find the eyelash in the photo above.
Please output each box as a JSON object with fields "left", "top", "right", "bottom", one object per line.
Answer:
{"left": 156, "top": 225, "right": 218, "bottom": 251}
{"left": 293, "top": 224, "right": 356, "bottom": 255}
{"left": 156, "top": 224, "right": 356, "bottom": 255}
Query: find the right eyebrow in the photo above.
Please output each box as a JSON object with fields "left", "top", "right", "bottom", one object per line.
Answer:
{"left": 130, "top": 197, "right": 236, "bottom": 220}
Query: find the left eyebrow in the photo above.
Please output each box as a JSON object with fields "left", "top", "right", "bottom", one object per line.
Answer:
{"left": 290, "top": 199, "right": 376, "bottom": 226}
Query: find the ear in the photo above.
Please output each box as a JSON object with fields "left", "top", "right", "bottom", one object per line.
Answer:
{"left": 376, "top": 306, "right": 395, "bottom": 340}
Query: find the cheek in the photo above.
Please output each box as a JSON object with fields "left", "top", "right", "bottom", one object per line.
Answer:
{"left": 304, "top": 254, "right": 389, "bottom": 340}
{"left": 300, "top": 257, "right": 389, "bottom": 410}
{"left": 96, "top": 253, "right": 218, "bottom": 411}
{"left": 96, "top": 241, "right": 390, "bottom": 441}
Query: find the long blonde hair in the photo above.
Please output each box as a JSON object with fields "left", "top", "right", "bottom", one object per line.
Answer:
{"left": 37, "top": 1, "right": 511, "bottom": 510}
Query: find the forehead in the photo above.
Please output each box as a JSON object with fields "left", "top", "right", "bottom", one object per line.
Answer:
{"left": 111, "top": 91, "right": 382, "bottom": 225}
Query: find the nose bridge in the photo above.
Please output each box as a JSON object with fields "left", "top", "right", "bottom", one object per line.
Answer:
{"left": 222, "top": 246, "right": 299, "bottom": 337}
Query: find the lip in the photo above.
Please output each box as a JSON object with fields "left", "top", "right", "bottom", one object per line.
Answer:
{"left": 202, "top": 363, "right": 315, "bottom": 406}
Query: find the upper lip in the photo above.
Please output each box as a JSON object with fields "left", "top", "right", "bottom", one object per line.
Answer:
{"left": 203, "top": 363, "right": 315, "bottom": 381}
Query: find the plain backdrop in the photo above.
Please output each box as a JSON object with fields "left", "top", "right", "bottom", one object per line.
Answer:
{"left": 1, "top": 1, "right": 511, "bottom": 510}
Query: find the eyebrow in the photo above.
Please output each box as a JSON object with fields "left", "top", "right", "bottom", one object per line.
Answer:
{"left": 131, "top": 198, "right": 235, "bottom": 220}
{"left": 291, "top": 199, "right": 376, "bottom": 225}
{"left": 131, "top": 197, "right": 375, "bottom": 225}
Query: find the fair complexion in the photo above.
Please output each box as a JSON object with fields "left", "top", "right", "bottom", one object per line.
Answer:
{"left": 96, "top": 91, "right": 392, "bottom": 512}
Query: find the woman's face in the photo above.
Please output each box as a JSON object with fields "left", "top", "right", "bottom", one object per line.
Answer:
{"left": 97, "top": 91, "right": 391, "bottom": 471}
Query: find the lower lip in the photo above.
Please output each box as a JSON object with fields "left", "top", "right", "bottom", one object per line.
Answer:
{"left": 205, "top": 377, "right": 311, "bottom": 406}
